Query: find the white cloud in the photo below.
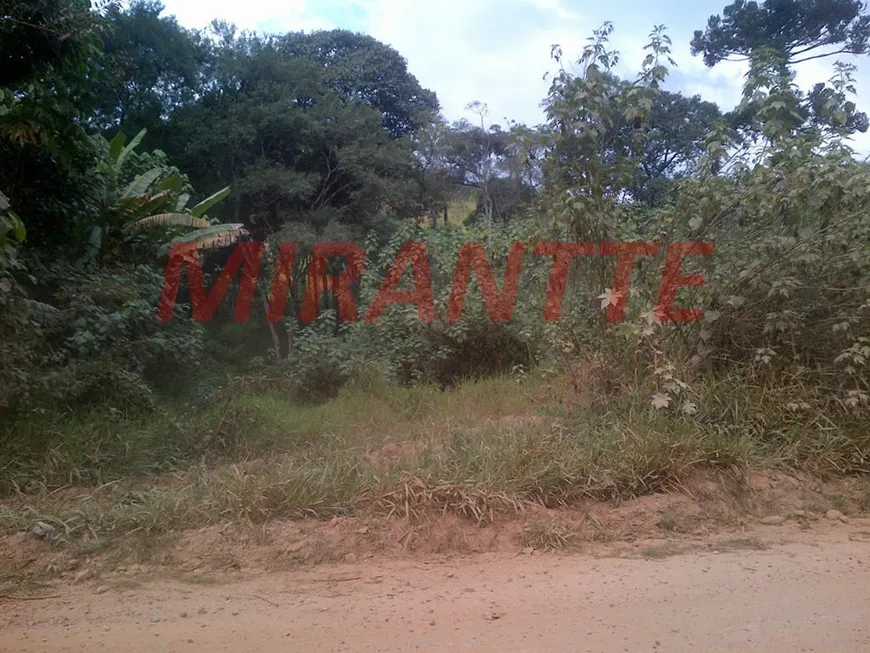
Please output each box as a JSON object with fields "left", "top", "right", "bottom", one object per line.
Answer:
{"left": 160, "top": 0, "right": 333, "bottom": 32}
{"left": 356, "top": 0, "right": 589, "bottom": 126}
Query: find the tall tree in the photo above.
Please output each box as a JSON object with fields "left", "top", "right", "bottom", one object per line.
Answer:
{"left": 165, "top": 28, "right": 424, "bottom": 239}
{"left": 0, "top": 0, "right": 99, "bottom": 88}
{"left": 691, "top": 0, "right": 870, "bottom": 67}
{"left": 410, "top": 117, "right": 540, "bottom": 227}
{"left": 0, "top": 0, "right": 105, "bottom": 249}
{"left": 89, "top": 0, "right": 211, "bottom": 137}
{"left": 543, "top": 23, "right": 676, "bottom": 239}
{"left": 693, "top": 0, "right": 870, "bottom": 141}
{"left": 623, "top": 91, "right": 723, "bottom": 204}
{"left": 278, "top": 30, "right": 439, "bottom": 138}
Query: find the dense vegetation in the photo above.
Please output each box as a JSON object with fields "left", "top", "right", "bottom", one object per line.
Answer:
{"left": 1, "top": 1, "right": 869, "bottom": 533}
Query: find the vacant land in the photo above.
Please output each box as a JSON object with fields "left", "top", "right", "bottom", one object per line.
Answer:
{"left": 4, "top": 4, "right": 870, "bottom": 651}
{"left": 2, "top": 383, "right": 867, "bottom": 651}
{"left": 2, "top": 370, "right": 868, "bottom": 592}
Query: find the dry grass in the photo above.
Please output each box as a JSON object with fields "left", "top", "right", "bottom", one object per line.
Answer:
{"left": 517, "top": 521, "right": 577, "bottom": 551}
{"left": 0, "top": 371, "right": 752, "bottom": 542}
{"left": 1, "top": 364, "right": 867, "bottom": 550}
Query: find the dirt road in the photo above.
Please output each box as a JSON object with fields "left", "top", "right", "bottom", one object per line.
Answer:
{"left": 2, "top": 522, "right": 869, "bottom": 652}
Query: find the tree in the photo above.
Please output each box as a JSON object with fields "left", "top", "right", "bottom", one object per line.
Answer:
{"left": 89, "top": 1, "right": 211, "bottom": 137}
{"left": 691, "top": 0, "right": 870, "bottom": 67}
{"left": 694, "top": 1, "right": 870, "bottom": 141}
{"left": 164, "top": 29, "right": 424, "bottom": 240}
{"left": 409, "top": 118, "right": 453, "bottom": 228}
{"left": 0, "top": 0, "right": 106, "bottom": 250}
{"left": 805, "top": 61, "right": 869, "bottom": 135}
{"left": 464, "top": 102, "right": 497, "bottom": 228}
{"left": 408, "top": 117, "right": 540, "bottom": 227}
{"left": 472, "top": 176, "right": 535, "bottom": 224}
{"left": 504, "top": 121, "right": 547, "bottom": 196}
{"left": 438, "top": 112, "right": 528, "bottom": 224}
{"left": 0, "top": 0, "right": 100, "bottom": 89}
{"left": 80, "top": 128, "right": 244, "bottom": 266}
{"left": 544, "top": 25, "right": 673, "bottom": 217}
{"left": 624, "top": 91, "right": 723, "bottom": 204}
{"left": 278, "top": 29, "right": 439, "bottom": 138}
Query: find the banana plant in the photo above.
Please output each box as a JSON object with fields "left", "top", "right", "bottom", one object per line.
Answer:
{"left": 81, "top": 129, "right": 247, "bottom": 264}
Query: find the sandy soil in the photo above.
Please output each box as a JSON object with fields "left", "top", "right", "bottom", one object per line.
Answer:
{"left": 2, "top": 517, "right": 869, "bottom": 653}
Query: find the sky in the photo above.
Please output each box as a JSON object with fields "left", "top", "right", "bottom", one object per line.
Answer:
{"left": 158, "top": 0, "right": 870, "bottom": 151}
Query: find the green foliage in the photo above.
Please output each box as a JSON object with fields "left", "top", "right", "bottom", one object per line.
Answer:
{"left": 545, "top": 24, "right": 671, "bottom": 207}
{"left": 679, "top": 136, "right": 870, "bottom": 398}
{"left": 0, "top": 1, "right": 106, "bottom": 251}
{"left": 340, "top": 221, "right": 541, "bottom": 387}
{"left": 90, "top": 0, "right": 211, "bottom": 135}
{"left": 0, "top": 191, "right": 25, "bottom": 278}
{"left": 278, "top": 29, "right": 439, "bottom": 138}
{"left": 284, "top": 313, "right": 361, "bottom": 401}
{"left": 431, "top": 115, "right": 538, "bottom": 226}
{"left": 2, "top": 2, "right": 870, "bottom": 520}
{"left": 163, "top": 28, "right": 425, "bottom": 239}
{"left": 691, "top": 0, "right": 870, "bottom": 67}
{"left": 627, "top": 91, "right": 723, "bottom": 204}
{"left": 3, "top": 262, "right": 205, "bottom": 413}
{"left": 0, "top": 0, "right": 101, "bottom": 89}
{"left": 0, "top": 191, "right": 33, "bottom": 409}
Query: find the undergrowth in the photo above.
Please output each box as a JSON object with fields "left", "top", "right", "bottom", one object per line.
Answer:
{"left": 1, "top": 363, "right": 866, "bottom": 542}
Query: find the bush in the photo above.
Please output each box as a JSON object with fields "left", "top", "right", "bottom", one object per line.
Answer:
{"left": 1, "top": 261, "right": 204, "bottom": 416}
{"left": 285, "top": 313, "right": 362, "bottom": 401}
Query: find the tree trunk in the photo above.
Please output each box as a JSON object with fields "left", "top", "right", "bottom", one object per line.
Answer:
{"left": 259, "top": 283, "right": 281, "bottom": 361}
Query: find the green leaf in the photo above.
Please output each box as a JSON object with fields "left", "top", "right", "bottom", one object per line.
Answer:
{"left": 189, "top": 186, "right": 231, "bottom": 218}
{"left": 9, "top": 210, "right": 25, "bottom": 241}
{"left": 108, "top": 131, "right": 127, "bottom": 162}
{"left": 117, "top": 129, "right": 146, "bottom": 169}
{"left": 112, "top": 191, "right": 173, "bottom": 228}
{"left": 112, "top": 195, "right": 150, "bottom": 225}
{"left": 175, "top": 193, "right": 191, "bottom": 212}
{"left": 158, "top": 173, "right": 184, "bottom": 194}
{"left": 122, "top": 168, "right": 162, "bottom": 200}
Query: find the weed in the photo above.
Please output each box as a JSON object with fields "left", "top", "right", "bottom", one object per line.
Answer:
{"left": 825, "top": 494, "right": 849, "bottom": 514}
{"left": 518, "top": 521, "right": 576, "bottom": 550}
{"left": 716, "top": 537, "right": 768, "bottom": 552}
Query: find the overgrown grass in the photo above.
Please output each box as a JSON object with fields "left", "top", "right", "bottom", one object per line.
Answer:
{"left": 0, "top": 372, "right": 561, "bottom": 493}
{"left": 1, "top": 365, "right": 867, "bottom": 541}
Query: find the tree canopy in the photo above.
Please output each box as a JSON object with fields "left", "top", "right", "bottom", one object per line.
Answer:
{"left": 691, "top": 0, "right": 870, "bottom": 67}
{"left": 692, "top": 1, "right": 870, "bottom": 142}
{"left": 278, "top": 30, "right": 439, "bottom": 138}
